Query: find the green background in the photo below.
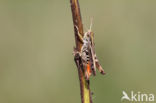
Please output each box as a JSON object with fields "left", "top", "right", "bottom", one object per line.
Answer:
{"left": 0, "top": 0, "right": 156, "bottom": 103}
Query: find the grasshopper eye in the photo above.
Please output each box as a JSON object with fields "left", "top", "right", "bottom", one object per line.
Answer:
{"left": 87, "top": 32, "right": 90, "bottom": 37}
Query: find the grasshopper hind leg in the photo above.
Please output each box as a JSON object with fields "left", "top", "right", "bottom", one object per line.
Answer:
{"left": 94, "top": 55, "right": 106, "bottom": 75}
{"left": 84, "top": 63, "right": 89, "bottom": 80}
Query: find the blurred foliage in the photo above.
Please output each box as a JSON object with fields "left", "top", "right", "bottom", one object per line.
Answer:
{"left": 0, "top": 0, "right": 156, "bottom": 103}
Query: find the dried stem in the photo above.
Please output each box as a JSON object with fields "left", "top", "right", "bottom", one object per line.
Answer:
{"left": 70, "top": 0, "right": 92, "bottom": 103}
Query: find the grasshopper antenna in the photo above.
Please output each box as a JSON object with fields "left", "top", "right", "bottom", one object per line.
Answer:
{"left": 89, "top": 17, "right": 93, "bottom": 32}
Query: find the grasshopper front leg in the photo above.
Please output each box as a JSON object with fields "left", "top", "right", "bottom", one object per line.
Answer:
{"left": 74, "top": 25, "right": 84, "bottom": 43}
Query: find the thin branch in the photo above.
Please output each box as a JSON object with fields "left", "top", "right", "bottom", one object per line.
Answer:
{"left": 70, "top": 0, "right": 92, "bottom": 103}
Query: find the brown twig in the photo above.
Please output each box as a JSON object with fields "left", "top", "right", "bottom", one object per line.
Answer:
{"left": 70, "top": 0, "right": 92, "bottom": 103}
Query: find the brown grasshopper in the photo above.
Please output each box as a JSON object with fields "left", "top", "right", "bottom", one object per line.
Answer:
{"left": 73, "top": 20, "right": 105, "bottom": 80}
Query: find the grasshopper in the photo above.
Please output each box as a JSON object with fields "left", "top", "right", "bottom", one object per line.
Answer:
{"left": 73, "top": 20, "right": 105, "bottom": 80}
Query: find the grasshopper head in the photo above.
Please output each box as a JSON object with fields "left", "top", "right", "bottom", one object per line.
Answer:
{"left": 86, "top": 31, "right": 94, "bottom": 43}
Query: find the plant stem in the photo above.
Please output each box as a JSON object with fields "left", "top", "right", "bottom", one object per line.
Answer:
{"left": 70, "top": 0, "right": 93, "bottom": 103}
